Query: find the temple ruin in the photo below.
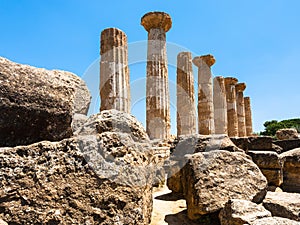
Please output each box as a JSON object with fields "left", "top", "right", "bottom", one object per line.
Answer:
{"left": 213, "top": 76, "right": 227, "bottom": 135}
{"left": 176, "top": 52, "right": 197, "bottom": 136}
{"left": 141, "top": 12, "right": 172, "bottom": 140}
{"left": 236, "top": 83, "right": 247, "bottom": 137}
{"left": 193, "top": 55, "right": 215, "bottom": 135}
{"left": 100, "top": 28, "right": 130, "bottom": 113}
{"left": 244, "top": 96, "right": 253, "bottom": 136}
{"left": 99, "top": 12, "right": 254, "bottom": 139}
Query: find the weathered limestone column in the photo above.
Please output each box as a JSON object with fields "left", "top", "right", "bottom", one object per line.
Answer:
{"left": 213, "top": 76, "right": 227, "bottom": 134}
{"left": 176, "top": 52, "right": 196, "bottom": 136}
{"left": 193, "top": 55, "right": 215, "bottom": 135}
{"left": 244, "top": 96, "right": 253, "bottom": 136}
{"left": 100, "top": 28, "right": 130, "bottom": 113}
{"left": 141, "top": 12, "right": 172, "bottom": 139}
{"left": 224, "top": 77, "right": 239, "bottom": 137}
{"left": 235, "top": 83, "right": 247, "bottom": 137}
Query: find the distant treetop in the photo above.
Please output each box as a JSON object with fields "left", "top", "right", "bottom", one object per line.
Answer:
{"left": 260, "top": 118, "right": 300, "bottom": 136}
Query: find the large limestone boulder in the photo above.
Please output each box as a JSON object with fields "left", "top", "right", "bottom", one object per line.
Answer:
{"left": 0, "top": 57, "right": 91, "bottom": 147}
{"left": 280, "top": 148, "right": 300, "bottom": 192}
{"left": 252, "top": 217, "right": 300, "bottom": 225}
{"left": 247, "top": 151, "right": 283, "bottom": 186}
{"left": 263, "top": 192, "right": 300, "bottom": 221}
{"left": 0, "top": 110, "right": 154, "bottom": 224}
{"left": 181, "top": 150, "right": 268, "bottom": 220}
{"left": 276, "top": 128, "right": 299, "bottom": 141}
{"left": 75, "top": 109, "right": 149, "bottom": 142}
{"left": 273, "top": 139, "right": 300, "bottom": 152}
{"left": 219, "top": 199, "right": 272, "bottom": 225}
{"left": 231, "top": 136, "right": 273, "bottom": 151}
{"left": 166, "top": 134, "right": 242, "bottom": 193}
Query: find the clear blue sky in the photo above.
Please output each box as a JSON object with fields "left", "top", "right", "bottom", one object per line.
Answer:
{"left": 1, "top": 0, "right": 300, "bottom": 133}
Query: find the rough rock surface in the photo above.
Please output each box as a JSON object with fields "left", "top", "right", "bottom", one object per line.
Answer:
{"left": 231, "top": 136, "right": 273, "bottom": 151}
{"left": 75, "top": 109, "right": 149, "bottom": 142}
{"left": 0, "top": 110, "right": 154, "bottom": 225}
{"left": 252, "top": 217, "right": 300, "bottom": 225}
{"left": 166, "top": 134, "right": 242, "bottom": 193}
{"left": 219, "top": 199, "right": 271, "bottom": 225}
{"left": 263, "top": 192, "right": 300, "bottom": 221}
{"left": 181, "top": 150, "right": 268, "bottom": 220}
{"left": 248, "top": 151, "right": 283, "bottom": 186}
{"left": 274, "top": 139, "right": 300, "bottom": 152}
{"left": 0, "top": 219, "right": 8, "bottom": 225}
{"left": 276, "top": 128, "right": 299, "bottom": 140}
{"left": 0, "top": 57, "right": 91, "bottom": 147}
{"left": 280, "top": 148, "right": 300, "bottom": 192}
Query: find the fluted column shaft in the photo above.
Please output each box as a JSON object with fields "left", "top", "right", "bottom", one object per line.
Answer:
{"left": 177, "top": 52, "right": 196, "bottom": 136}
{"left": 213, "top": 76, "right": 227, "bottom": 134}
{"left": 225, "top": 77, "right": 239, "bottom": 137}
{"left": 100, "top": 28, "right": 130, "bottom": 113}
{"left": 236, "top": 83, "right": 247, "bottom": 137}
{"left": 244, "top": 96, "right": 253, "bottom": 136}
{"left": 141, "top": 12, "right": 172, "bottom": 140}
{"left": 193, "top": 55, "right": 215, "bottom": 135}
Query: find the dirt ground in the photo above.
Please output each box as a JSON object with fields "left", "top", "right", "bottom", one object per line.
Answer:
{"left": 150, "top": 182, "right": 201, "bottom": 225}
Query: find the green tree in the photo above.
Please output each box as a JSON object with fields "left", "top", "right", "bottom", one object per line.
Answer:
{"left": 260, "top": 118, "right": 300, "bottom": 136}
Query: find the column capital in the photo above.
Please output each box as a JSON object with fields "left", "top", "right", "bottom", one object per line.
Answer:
{"left": 193, "top": 54, "right": 216, "bottom": 67}
{"left": 224, "top": 77, "right": 238, "bottom": 85}
{"left": 141, "top": 12, "right": 172, "bottom": 32}
{"left": 235, "top": 83, "right": 246, "bottom": 92}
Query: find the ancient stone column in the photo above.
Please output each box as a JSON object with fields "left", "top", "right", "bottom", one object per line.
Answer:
{"left": 213, "top": 76, "right": 227, "bottom": 135}
{"left": 100, "top": 28, "right": 130, "bottom": 113}
{"left": 235, "top": 83, "right": 247, "bottom": 137}
{"left": 141, "top": 12, "right": 172, "bottom": 140}
{"left": 224, "top": 77, "right": 239, "bottom": 137}
{"left": 244, "top": 96, "right": 253, "bottom": 136}
{"left": 193, "top": 55, "right": 215, "bottom": 135}
{"left": 176, "top": 52, "right": 196, "bottom": 136}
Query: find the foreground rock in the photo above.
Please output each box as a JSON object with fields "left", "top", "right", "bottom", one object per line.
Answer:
{"left": 231, "top": 136, "right": 273, "bottom": 151}
{"left": 263, "top": 192, "right": 300, "bottom": 221}
{"left": 219, "top": 199, "right": 271, "bottom": 225}
{"left": 0, "top": 57, "right": 91, "bottom": 147}
{"left": 0, "top": 110, "right": 153, "bottom": 224}
{"left": 273, "top": 139, "right": 300, "bottom": 152}
{"left": 247, "top": 151, "right": 283, "bottom": 186}
{"left": 252, "top": 217, "right": 300, "bottom": 225}
{"left": 276, "top": 128, "right": 299, "bottom": 140}
{"left": 181, "top": 150, "right": 267, "bottom": 220}
{"left": 166, "top": 134, "right": 241, "bottom": 193}
{"left": 280, "top": 148, "right": 300, "bottom": 192}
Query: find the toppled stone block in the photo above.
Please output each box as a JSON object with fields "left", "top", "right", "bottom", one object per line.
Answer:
{"left": 263, "top": 191, "right": 300, "bottom": 221}
{"left": 231, "top": 136, "right": 273, "bottom": 151}
{"left": 273, "top": 139, "right": 300, "bottom": 152}
{"left": 280, "top": 148, "right": 300, "bottom": 193}
{"left": 0, "top": 110, "right": 154, "bottom": 224}
{"left": 219, "top": 199, "right": 271, "bottom": 225}
{"left": 0, "top": 57, "right": 91, "bottom": 147}
{"left": 276, "top": 128, "right": 299, "bottom": 141}
{"left": 181, "top": 150, "right": 267, "bottom": 220}
{"left": 248, "top": 151, "right": 283, "bottom": 186}
{"left": 252, "top": 217, "right": 300, "bottom": 225}
{"left": 166, "top": 134, "right": 242, "bottom": 194}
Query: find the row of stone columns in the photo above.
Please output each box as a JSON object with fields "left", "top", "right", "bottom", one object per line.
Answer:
{"left": 99, "top": 11, "right": 253, "bottom": 139}
{"left": 177, "top": 54, "right": 253, "bottom": 137}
